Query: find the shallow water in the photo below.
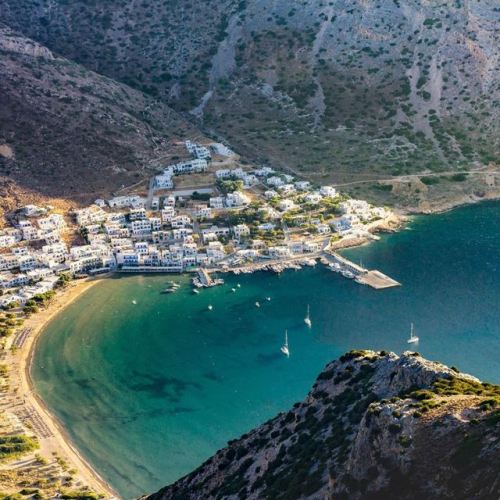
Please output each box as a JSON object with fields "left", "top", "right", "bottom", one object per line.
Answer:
{"left": 32, "top": 201, "right": 500, "bottom": 498}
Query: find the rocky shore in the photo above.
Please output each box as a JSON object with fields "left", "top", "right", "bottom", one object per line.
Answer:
{"left": 145, "top": 350, "right": 499, "bottom": 500}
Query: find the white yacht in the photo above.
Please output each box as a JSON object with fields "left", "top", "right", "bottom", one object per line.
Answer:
{"left": 255, "top": 301, "right": 260, "bottom": 308}
{"left": 208, "top": 304, "right": 213, "bottom": 311}
{"left": 280, "top": 330, "right": 290, "bottom": 357}
{"left": 304, "top": 305, "right": 312, "bottom": 328}
{"left": 407, "top": 323, "right": 419, "bottom": 344}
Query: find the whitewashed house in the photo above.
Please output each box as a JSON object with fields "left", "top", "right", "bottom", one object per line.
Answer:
{"left": 209, "top": 197, "right": 224, "bottom": 209}
{"left": 320, "top": 186, "right": 337, "bottom": 197}
{"left": 232, "top": 224, "right": 250, "bottom": 239}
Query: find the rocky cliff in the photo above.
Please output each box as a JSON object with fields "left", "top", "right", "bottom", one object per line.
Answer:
{"left": 145, "top": 350, "right": 499, "bottom": 500}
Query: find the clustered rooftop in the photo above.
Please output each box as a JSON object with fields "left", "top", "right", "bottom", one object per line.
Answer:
{"left": 0, "top": 140, "right": 392, "bottom": 308}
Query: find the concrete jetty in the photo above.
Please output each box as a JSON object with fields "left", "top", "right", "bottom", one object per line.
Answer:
{"left": 322, "top": 252, "right": 400, "bottom": 290}
{"left": 193, "top": 268, "right": 224, "bottom": 288}
{"left": 198, "top": 268, "right": 213, "bottom": 286}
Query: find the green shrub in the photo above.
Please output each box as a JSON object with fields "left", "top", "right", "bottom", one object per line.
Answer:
{"left": 0, "top": 435, "right": 38, "bottom": 461}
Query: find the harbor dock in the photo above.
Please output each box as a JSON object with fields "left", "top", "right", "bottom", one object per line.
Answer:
{"left": 192, "top": 268, "right": 224, "bottom": 288}
{"left": 322, "top": 252, "right": 400, "bottom": 289}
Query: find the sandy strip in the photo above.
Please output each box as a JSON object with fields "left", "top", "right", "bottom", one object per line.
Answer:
{"left": 5, "top": 277, "right": 119, "bottom": 498}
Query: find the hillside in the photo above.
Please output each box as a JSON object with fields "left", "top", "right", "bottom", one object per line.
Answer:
{"left": 0, "top": 23, "right": 202, "bottom": 209}
{"left": 1, "top": 0, "right": 498, "bottom": 210}
{"left": 144, "top": 350, "right": 499, "bottom": 500}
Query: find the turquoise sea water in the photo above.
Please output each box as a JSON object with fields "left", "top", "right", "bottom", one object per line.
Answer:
{"left": 32, "top": 202, "right": 500, "bottom": 498}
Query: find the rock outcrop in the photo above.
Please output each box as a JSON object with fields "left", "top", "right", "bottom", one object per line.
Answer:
{"left": 144, "top": 350, "right": 499, "bottom": 500}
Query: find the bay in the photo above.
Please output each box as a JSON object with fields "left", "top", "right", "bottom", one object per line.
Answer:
{"left": 32, "top": 201, "right": 500, "bottom": 498}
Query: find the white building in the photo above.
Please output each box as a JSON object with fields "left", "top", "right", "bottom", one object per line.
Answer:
{"left": 0, "top": 230, "right": 21, "bottom": 248}
{"left": 278, "top": 184, "right": 296, "bottom": 195}
{"left": 150, "top": 217, "right": 162, "bottom": 231}
{"left": 304, "top": 193, "right": 323, "bottom": 205}
{"left": 225, "top": 191, "right": 250, "bottom": 207}
{"left": 172, "top": 159, "right": 208, "bottom": 174}
{"left": 161, "top": 207, "right": 176, "bottom": 223}
{"left": 268, "top": 246, "right": 290, "bottom": 259}
{"left": 215, "top": 169, "right": 232, "bottom": 179}
{"left": 295, "top": 181, "right": 311, "bottom": 191}
{"left": 108, "top": 195, "right": 146, "bottom": 209}
{"left": 185, "top": 140, "right": 211, "bottom": 160}
{"left": 206, "top": 241, "right": 226, "bottom": 263}
{"left": 209, "top": 197, "right": 224, "bottom": 209}
{"left": 210, "top": 143, "right": 235, "bottom": 157}
{"left": 154, "top": 173, "right": 174, "bottom": 189}
{"left": 201, "top": 226, "right": 230, "bottom": 243}
{"left": 131, "top": 219, "right": 152, "bottom": 236}
{"left": 193, "top": 205, "right": 212, "bottom": 219}
{"left": 129, "top": 208, "right": 147, "bottom": 221}
{"left": 257, "top": 223, "right": 276, "bottom": 231}
{"left": 38, "top": 214, "right": 66, "bottom": 232}
{"left": 267, "top": 176, "right": 285, "bottom": 188}
{"left": 254, "top": 167, "right": 275, "bottom": 177}
{"left": 171, "top": 216, "right": 191, "bottom": 229}
{"left": 75, "top": 206, "right": 107, "bottom": 226}
{"left": 41, "top": 243, "right": 68, "bottom": 262}
{"left": 232, "top": 224, "right": 250, "bottom": 239}
{"left": 164, "top": 195, "right": 176, "bottom": 208}
{"left": 320, "top": 186, "right": 337, "bottom": 198}
{"left": 172, "top": 228, "right": 193, "bottom": 241}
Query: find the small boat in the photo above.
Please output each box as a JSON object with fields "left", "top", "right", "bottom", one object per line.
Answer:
{"left": 304, "top": 305, "right": 312, "bottom": 328}
{"left": 237, "top": 283, "right": 241, "bottom": 288}
{"left": 266, "top": 297, "right": 271, "bottom": 301}
{"left": 407, "top": 323, "right": 419, "bottom": 344}
{"left": 255, "top": 301, "right": 260, "bottom": 308}
{"left": 132, "top": 299, "right": 137, "bottom": 305}
{"left": 208, "top": 304, "right": 213, "bottom": 311}
{"left": 231, "top": 288, "right": 236, "bottom": 292}
{"left": 280, "top": 330, "right": 290, "bottom": 357}
{"left": 193, "top": 289, "right": 200, "bottom": 294}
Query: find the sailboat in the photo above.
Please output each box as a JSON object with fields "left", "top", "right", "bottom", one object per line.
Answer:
{"left": 304, "top": 305, "right": 312, "bottom": 328}
{"left": 280, "top": 330, "right": 290, "bottom": 357}
{"left": 407, "top": 323, "right": 419, "bottom": 344}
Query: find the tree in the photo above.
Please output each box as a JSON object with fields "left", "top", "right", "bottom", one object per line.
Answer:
{"left": 217, "top": 179, "right": 244, "bottom": 194}
{"left": 56, "top": 273, "right": 71, "bottom": 289}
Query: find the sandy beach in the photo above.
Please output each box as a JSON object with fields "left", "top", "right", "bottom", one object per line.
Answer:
{"left": 2, "top": 276, "right": 118, "bottom": 498}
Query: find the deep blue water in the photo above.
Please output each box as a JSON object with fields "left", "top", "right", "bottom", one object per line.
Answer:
{"left": 32, "top": 201, "right": 500, "bottom": 498}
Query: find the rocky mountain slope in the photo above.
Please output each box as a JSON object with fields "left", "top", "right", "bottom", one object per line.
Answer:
{"left": 145, "top": 350, "right": 499, "bottom": 500}
{"left": 1, "top": 1, "right": 498, "bottom": 190}
{"left": 0, "top": 23, "right": 202, "bottom": 206}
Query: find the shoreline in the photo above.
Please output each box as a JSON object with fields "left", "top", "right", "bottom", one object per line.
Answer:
{"left": 397, "top": 192, "right": 500, "bottom": 216}
{"left": 0, "top": 199, "right": 492, "bottom": 496}
{"left": 4, "top": 277, "right": 118, "bottom": 498}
